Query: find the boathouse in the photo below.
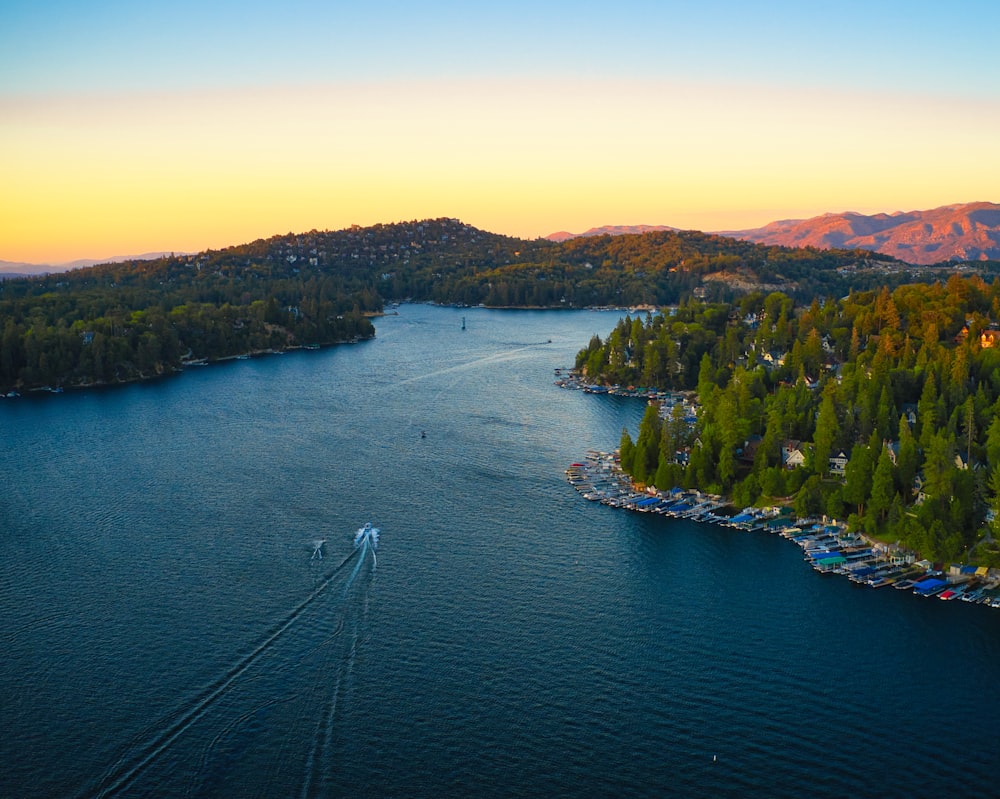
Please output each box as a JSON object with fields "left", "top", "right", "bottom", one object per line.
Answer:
{"left": 913, "top": 578, "right": 948, "bottom": 596}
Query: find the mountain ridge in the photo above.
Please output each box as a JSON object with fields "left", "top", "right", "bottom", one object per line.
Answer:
{"left": 0, "top": 252, "right": 189, "bottom": 276}
{"left": 546, "top": 224, "right": 679, "bottom": 242}
{"left": 547, "top": 202, "right": 1000, "bottom": 265}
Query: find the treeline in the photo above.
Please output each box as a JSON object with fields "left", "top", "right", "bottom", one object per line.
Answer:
{"left": 0, "top": 255, "right": 376, "bottom": 390}
{"left": 1, "top": 216, "right": 989, "bottom": 392}
{"left": 580, "top": 276, "right": 1000, "bottom": 566}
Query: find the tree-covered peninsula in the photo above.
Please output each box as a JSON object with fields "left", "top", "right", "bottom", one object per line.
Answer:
{"left": 0, "top": 252, "right": 377, "bottom": 390}
{"left": 576, "top": 276, "right": 1000, "bottom": 566}
{"left": 1, "top": 217, "right": 992, "bottom": 393}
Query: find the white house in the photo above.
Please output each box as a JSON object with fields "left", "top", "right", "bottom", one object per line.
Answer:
{"left": 782, "top": 440, "right": 807, "bottom": 470}
{"left": 829, "top": 449, "right": 850, "bottom": 477}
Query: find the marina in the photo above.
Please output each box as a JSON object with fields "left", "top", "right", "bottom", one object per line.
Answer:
{"left": 567, "top": 450, "right": 1000, "bottom": 608}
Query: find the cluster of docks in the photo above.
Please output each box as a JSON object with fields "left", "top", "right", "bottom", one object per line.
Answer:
{"left": 567, "top": 456, "right": 710, "bottom": 517}
{"left": 789, "top": 525, "right": 1000, "bottom": 605}
{"left": 566, "top": 450, "right": 1000, "bottom": 608}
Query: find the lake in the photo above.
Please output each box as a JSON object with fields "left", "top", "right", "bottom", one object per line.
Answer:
{"left": 2, "top": 303, "right": 999, "bottom": 798}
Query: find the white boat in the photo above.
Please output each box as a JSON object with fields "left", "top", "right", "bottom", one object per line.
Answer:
{"left": 354, "top": 522, "right": 380, "bottom": 565}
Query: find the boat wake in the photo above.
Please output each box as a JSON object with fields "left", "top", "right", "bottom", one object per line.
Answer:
{"left": 353, "top": 522, "right": 379, "bottom": 568}
{"left": 401, "top": 345, "right": 539, "bottom": 434}
{"left": 395, "top": 345, "right": 536, "bottom": 387}
{"left": 300, "top": 569, "right": 374, "bottom": 799}
{"left": 82, "top": 526, "right": 380, "bottom": 799}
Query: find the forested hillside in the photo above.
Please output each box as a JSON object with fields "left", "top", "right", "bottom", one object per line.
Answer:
{"left": 0, "top": 247, "right": 377, "bottom": 390}
{"left": 0, "top": 217, "right": 990, "bottom": 392}
{"left": 577, "top": 276, "right": 1000, "bottom": 565}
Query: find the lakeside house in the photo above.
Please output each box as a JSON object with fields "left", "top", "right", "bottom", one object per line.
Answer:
{"left": 829, "top": 449, "right": 850, "bottom": 477}
{"left": 884, "top": 440, "right": 900, "bottom": 465}
{"left": 782, "top": 440, "right": 807, "bottom": 470}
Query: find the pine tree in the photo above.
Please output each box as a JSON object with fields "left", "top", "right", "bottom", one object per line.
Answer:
{"left": 631, "top": 404, "right": 662, "bottom": 484}
{"left": 896, "top": 414, "right": 919, "bottom": 499}
{"left": 619, "top": 427, "right": 635, "bottom": 474}
{"left": 869, "top": 446, "right": 896, "bottom": 525}
{"left": 813, "top": 386, "right": 839, "bottom": 477}
{"left": 843, "top": 443, "right": 874, "bottom": 517}
{"left": 986, "top": 415, "right": 1000, "bottom": 475}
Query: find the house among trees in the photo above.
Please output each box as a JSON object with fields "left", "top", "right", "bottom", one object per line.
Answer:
{"left": 884, "top": 440, "right": 900, "bottom": 465}
{"left": 582, "top": 275, "right": 1000, "bottom": 567}
{"left": 782, "top": 440, "right": 807, "bottom": 470}
{"left": 739, "top": 435, "right": 763, "bottom": 464}
{"left": 829, "top": 449, "right": 850, "bottom": 477}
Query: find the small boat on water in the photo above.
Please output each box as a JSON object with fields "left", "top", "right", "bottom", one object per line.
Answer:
{"left": 354, "top": 522, "right": 380, "bottom": 566}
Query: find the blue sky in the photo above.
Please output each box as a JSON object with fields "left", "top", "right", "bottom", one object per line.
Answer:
{"left": 5, "top": 0, "right": 997, "bottom": 94}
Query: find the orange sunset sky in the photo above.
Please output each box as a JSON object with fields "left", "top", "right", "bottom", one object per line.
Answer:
{"left": 3, "top": 1, "right": 999, "bottom": 265}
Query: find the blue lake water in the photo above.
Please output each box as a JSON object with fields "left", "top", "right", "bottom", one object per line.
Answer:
{"left": 2, "top": 303, "right": 999, "bottom": 798}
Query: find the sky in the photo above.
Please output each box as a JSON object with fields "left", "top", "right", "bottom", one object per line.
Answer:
{"left": 3, "top": 0, "right": 1000, "bottom": 264}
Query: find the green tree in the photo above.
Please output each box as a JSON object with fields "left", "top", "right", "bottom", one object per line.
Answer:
{"left": 619, "top": 427, "right": 635, "bottom": 474}
{"left": 922, "top": 430, "right": 956, "bottom": 510}
{"left": 869, "top": 446, "right": 896, "bottom": 525}
{"left": 812, "top": 385, "right": 839, "bottom": 477}
{"left": 986, "top": 414, "right": 1000, "bottom": 473}
{"left": 715, "top": 388, "right": 744, "bottom": 490}
{"left": 794, "top": 475, "right": 824, "bottom": 517}
{"left": 631, "top": 404, "right": 663, "bottom": 484}
{"left": 843, "top": 443, "right": 874, "bottom": 517}
{"left": 896, "top": 414, "right": 918, "bottom": 499}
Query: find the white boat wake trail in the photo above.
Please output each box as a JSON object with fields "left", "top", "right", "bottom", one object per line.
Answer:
{"left": 395, "top": 345, "right": 536, "bottom": 388}
{"left": 84, "top": 535, "right": 376, "bottom": 799}
{"left": 399, "top": 346, "right": 538, "bottom": 432}
{"left": 300, "top": 525, "right": 378, "bottom": 799}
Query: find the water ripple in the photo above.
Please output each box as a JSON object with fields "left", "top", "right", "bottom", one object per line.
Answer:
{"left": 2, "top": 306, "right": 1000, "bottom": 798}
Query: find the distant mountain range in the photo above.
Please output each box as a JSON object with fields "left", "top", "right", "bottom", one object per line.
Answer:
{"left": 0, "top": 261, "right": 58, "bottom": 279}
{"left": 547, "top": 202, "right": 1000, "bottom": 266}
{"left": 546, "top": 224, "right": 679, "bottom": 243}
{"left": 0, "top": 252, "right": 186, "bottom": 279}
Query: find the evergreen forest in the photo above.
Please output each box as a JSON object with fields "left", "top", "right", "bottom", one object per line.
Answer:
{"left": 575, "top": 277, "right": 1000, "bottom": 566}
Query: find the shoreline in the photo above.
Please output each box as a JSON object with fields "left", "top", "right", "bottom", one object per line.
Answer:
{"left": 567, "top": 450, "right": 1000, "bottom": 609}
{"left": 0, "top": 333, "right": 375, "bottom": 398}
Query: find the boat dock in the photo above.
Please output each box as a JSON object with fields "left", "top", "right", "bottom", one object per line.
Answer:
{"left": 567, "top": 450, "right": 1000, "bottom": 609}
{"left": 566, "top": 453, "right": 727, "bottom": 521}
